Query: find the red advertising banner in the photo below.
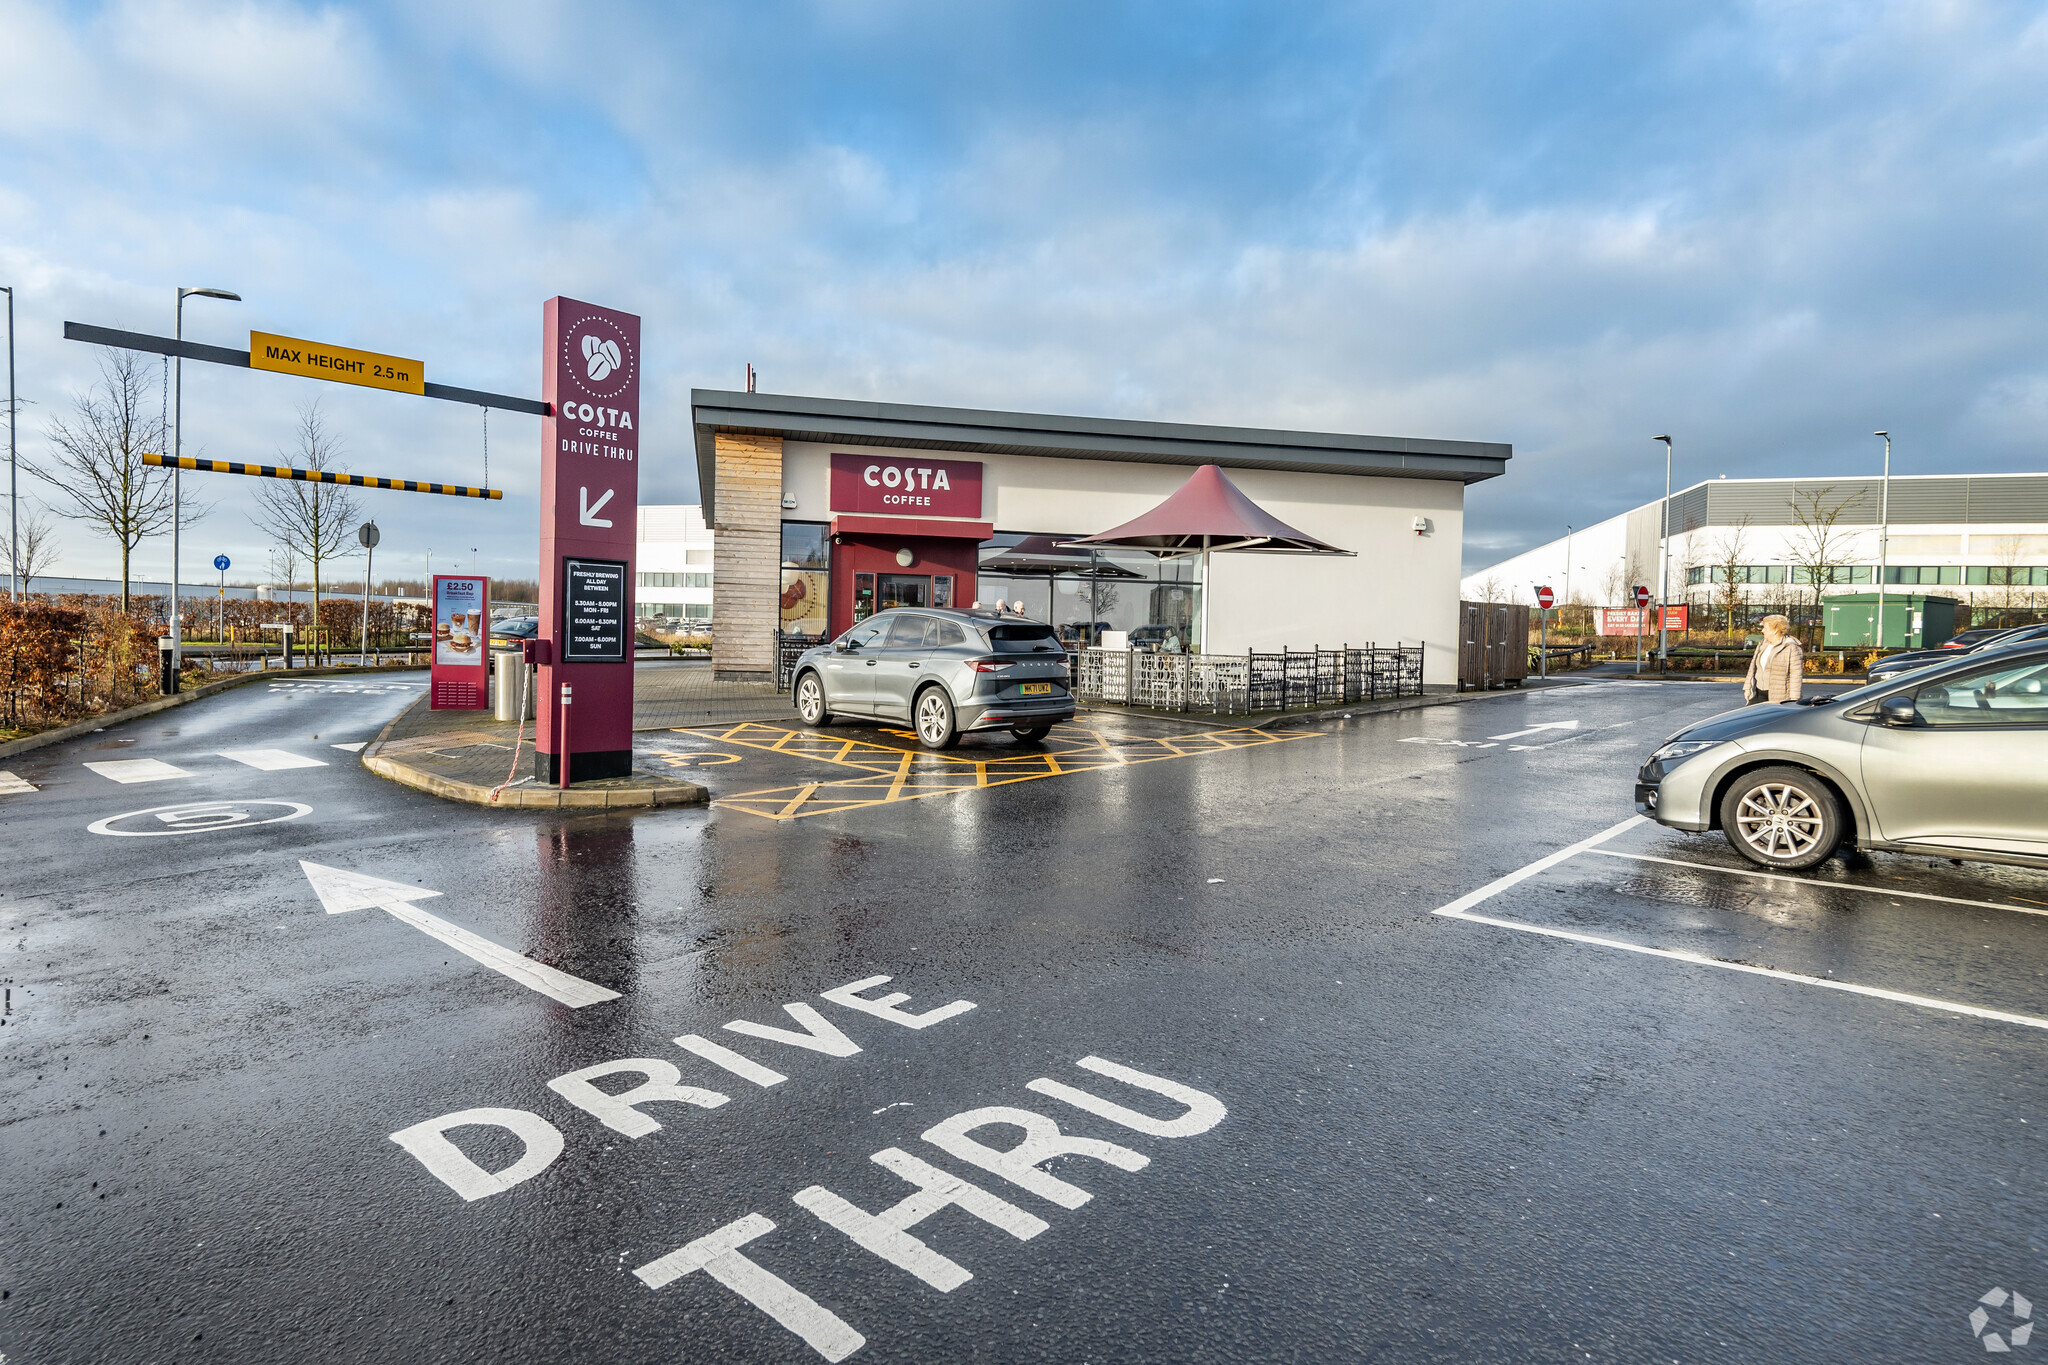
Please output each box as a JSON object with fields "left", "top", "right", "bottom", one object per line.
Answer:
{"left": 538, "top": 297, "right": 640, "bottom": 783}
{"left": 429, "top": 575, "right": 490, "bottom": 709}
{"left": 1598, "top": 605, "right": 1688, "bottom": 636}
{"left": 829, "top": 452, "right": 983, "bottom": 518}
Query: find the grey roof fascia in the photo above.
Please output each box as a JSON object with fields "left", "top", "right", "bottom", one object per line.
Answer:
{"left": 691, "top": 390, "right": 1510, "bottom": 524}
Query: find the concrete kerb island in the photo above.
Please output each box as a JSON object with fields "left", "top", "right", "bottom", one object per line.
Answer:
{"left": 361, "top": 693, "right": 707, "bottom": 811}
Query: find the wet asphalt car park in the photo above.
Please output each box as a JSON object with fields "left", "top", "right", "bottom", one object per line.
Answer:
{"left": 3, "top": 671, "right": 2045, "bottom": 1362}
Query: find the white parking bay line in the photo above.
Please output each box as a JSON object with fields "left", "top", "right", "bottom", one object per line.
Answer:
{"left": 0, "top": 771, "right": 36, "bottom": 794}
{"left": 1584, "top": 848, "right": 2048, "bottom": 919}
{"left": 219, "top": 749, "right": 328, "bottom": 771}
{"left": 83, "top": 759, "right": 194, "bottom": 784}
{"left": 1441, "top": 906, "right": 2048, "bottom": 1032}
{"left": 1433, "top": 821, "right": 2048, "bottom": 1032}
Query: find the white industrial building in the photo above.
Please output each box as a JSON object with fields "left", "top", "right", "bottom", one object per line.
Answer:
{"left": 635, "top": 504, "right": 716, "bottom": 623}
{"left": 1463, "top": 472, "right": 2048, "bottom": 613}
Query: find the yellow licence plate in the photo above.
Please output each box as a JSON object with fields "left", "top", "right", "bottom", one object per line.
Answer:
{"left": 1019, "top": 682, "right": 1053, "bottom": 696}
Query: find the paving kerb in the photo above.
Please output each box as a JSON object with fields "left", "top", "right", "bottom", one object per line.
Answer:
{"left": 359, "top": 691, "right": 708, "bottom": 811}
{"left": 0, "top": 663, "right": 421, "bottom": 761}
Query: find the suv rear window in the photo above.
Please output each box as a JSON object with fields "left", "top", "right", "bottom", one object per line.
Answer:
{"left": 986, "top": 623, "right": 1062, "bottom": 654}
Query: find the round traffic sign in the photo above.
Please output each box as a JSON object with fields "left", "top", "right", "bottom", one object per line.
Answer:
{"left": 358, "top": 521, "right": 381, "bottom": 549}
{"left": 1632, "top": 585, "right": 1651, "bottom": 606}
{"left": 213, "top": 554, "right": 231, "bottom": 571}
{"left": 1534, "top": 585, "right": 1555, "bottom": 610}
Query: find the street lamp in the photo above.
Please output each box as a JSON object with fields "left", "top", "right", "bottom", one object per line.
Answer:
{"left": 3, "top": 283, "right": 15, "bottom": 602}
{"left": 171, "top": 286, "right": 241, "bottom": 685}
{"left": 1874, "top": 431, "right": 1892, "bottom": 649}
{"left": 1653, "top": 435, "right": 1674, "bottom": 666}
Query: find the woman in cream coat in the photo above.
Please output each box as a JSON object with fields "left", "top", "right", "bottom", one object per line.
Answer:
{"left": 1744, "top": 614, "right": 1805, "bottom": 703}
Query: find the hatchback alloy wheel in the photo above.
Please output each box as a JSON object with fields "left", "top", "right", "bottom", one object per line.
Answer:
{"left": 1719, "top": 765, "right": 1843, "bottom": 870}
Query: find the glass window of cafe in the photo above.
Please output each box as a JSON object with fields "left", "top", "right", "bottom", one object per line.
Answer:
{"left": 780, "top": 522, "right": 830, "bottom": 640}
{"left": 976, "top": 532, "right": 1201, "bottom": 650}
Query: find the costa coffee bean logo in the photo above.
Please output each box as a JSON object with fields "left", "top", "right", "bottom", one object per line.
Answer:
{"left": 561, "top": 313, "right": 636, "bottom": 402}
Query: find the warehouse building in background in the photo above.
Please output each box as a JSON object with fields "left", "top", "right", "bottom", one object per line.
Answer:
{"left": 635, "top": 504, "right": 716, "bottom": 625}
{"left": 1463, "top": 472, "right": 2048, "bottom": 622}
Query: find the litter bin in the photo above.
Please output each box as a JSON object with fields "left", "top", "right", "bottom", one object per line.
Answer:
{"left": 492, "top": 647, "right": 526, "bottom": 723}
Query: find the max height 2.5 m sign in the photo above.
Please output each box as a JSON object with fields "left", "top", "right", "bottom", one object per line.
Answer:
{"left": 538, "top": 298, "right": 640, "bottom": 783}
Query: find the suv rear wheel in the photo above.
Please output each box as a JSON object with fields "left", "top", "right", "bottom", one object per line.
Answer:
{"left": 914, "top": 686, "right": 960, "bottom": 749}
{"left": 1719, "top": 765, "right": 1843, "bottom": 870}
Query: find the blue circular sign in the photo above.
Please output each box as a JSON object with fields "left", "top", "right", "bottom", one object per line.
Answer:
{"left": 213, "top": 554, "right": 231, "bottom": 571}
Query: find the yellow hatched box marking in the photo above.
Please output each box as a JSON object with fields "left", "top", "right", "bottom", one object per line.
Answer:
{"left": 681, "top": 721, "right": 1316, "bottom": 821}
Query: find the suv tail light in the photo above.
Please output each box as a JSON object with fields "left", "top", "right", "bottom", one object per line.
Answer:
{"left": 966, "top": 658, "right": 1009, "bottom": 672}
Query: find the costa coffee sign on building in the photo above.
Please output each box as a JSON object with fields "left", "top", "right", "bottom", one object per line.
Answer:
{"left": 829, "top": 453, "right": 983, "bottom": 518}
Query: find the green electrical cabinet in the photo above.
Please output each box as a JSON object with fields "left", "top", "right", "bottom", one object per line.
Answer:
{"left": 1822, "top": 593, "right": 1957, "bottom": 649}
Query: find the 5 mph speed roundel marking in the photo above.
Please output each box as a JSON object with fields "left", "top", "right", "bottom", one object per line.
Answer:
{"left": 89, "top": 800, "right": 313, "bottom": 837}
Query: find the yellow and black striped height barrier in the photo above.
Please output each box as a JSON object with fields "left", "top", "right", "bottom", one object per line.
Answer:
{"left": 142, "top": 452, "right": 502, "bottom": 500}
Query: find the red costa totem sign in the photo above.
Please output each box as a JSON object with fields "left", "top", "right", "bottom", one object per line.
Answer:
{"left": 537, "top": 297, "right": 641, "bottom": 783}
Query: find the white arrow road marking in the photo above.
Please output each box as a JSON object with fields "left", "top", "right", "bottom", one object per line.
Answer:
{"left": 83, "top": 758, "right": 194, "bottom": 784}
{"left": 579, "top": 486, "right": 615, "bottom": 527}
{"left": 220, "top": 748, "right": 328, "bottom": 771}
{"left": 1487, "top": 719, "right": 1581, "bottom": 741}
{"left": 0, "top": 771, "right": 37, "bottom": 794}
{"left": 299, "top": 861, "right": 620, "bottom": 1008}
{"left": 331, "top": 742, "right": 367, "bottom": 753}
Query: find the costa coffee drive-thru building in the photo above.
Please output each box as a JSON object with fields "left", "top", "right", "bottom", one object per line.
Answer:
{"left": 694, "top": 391, "right": 1509, "bottom": 689}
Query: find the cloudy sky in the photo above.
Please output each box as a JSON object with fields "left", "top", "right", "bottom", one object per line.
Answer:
{"left": 3, "top": 0, "right": 2045, "bottom": 587}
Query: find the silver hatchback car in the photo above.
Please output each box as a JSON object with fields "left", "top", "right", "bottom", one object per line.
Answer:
{"left": 1637, "top": 641, "right": 2048, "bottom": 871}
{"left": 791, "top": 607, "right": 1076, "bottom": 748}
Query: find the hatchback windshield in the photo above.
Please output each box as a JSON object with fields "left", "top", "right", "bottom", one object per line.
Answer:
{"left": 986, "top": 623, "right": 1062, "bottom": 654}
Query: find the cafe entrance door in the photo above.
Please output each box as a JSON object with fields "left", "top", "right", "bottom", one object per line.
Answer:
{"left": 829, "top": 533, "right": 983, "bottom": 637}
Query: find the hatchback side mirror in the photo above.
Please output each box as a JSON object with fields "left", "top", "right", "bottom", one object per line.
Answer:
{"left": 1879, "top": 695, "right": 1918, "bottom": 728}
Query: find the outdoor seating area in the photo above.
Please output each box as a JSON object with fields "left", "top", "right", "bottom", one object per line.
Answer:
{"left": 1074, "top": 645, "right": 1424, "bottom": 715}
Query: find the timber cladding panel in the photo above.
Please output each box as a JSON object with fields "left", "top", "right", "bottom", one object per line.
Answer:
{"left": 712, "top": 433, "right": 784, "bottom": 678}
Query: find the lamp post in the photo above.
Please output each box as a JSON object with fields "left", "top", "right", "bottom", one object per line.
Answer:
{"left": 171, "top": 286, "right": 241, "bottom": 687}
{"left": 1874, "top": 431, "right": 1892, "bottom": 649}
{"left": 1563, "top": 524, "right": 1573, "bottom": 636}
{"left": 1653, "top": 435, "right": 1673, "bottom": 666}
{"left": 4, "top": 282, "right": 16, "bottom": 602}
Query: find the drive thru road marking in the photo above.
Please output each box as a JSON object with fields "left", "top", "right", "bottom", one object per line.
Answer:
{"left": 83, "top": 758, "right": 193, "bottom": 784}
{"left": 221, "top": 748, "right": 328, "bottom": 770}
{"left": 300, "top": 861, "right": 620, "bottom": 1008}
{"left": 1432, "top": 817, "right": 2048, "bottom": 1033}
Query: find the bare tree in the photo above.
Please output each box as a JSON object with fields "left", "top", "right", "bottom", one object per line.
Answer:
{"left": 4, "top": 500, "right": 61, "bottom": 593}
{"left": 1787, "top": 486, "right": 1866, "bottom": 634}
{"left": 1599, "top": 551, "right": 1646, "bottom": 608}
{"left": 268, "top": 544, "right": 301, "bottom": 593}
{"left": 31, "top": 350, "right": 174, "bottom": 611}
{"left": 1990, "top": 535, "right": 2028, "bottom": 613}
{"left": 250, "top": 404, "right": 360, "bottom": 663}
{"left": 1474, "top": 573, "right": 1509, "bottom": 604}
{"left": 1710, "top": 519, "right": 1752, "bottom": 634}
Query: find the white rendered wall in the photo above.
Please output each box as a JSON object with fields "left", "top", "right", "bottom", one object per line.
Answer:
{"left": 779, "top": 441, "right": 1470, "bottom": 686}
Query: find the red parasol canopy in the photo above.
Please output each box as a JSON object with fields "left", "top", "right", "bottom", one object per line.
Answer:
{"left": 1059, "top": 464, "right": 1351, "bottom": 556}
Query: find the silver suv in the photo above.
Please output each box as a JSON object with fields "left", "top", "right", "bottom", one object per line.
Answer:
{"left": 1637, "top": 642, "right": 2048, "bottom": 870}
{"left": 791, "top": 607, "right": 1076, "bottom": 748}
